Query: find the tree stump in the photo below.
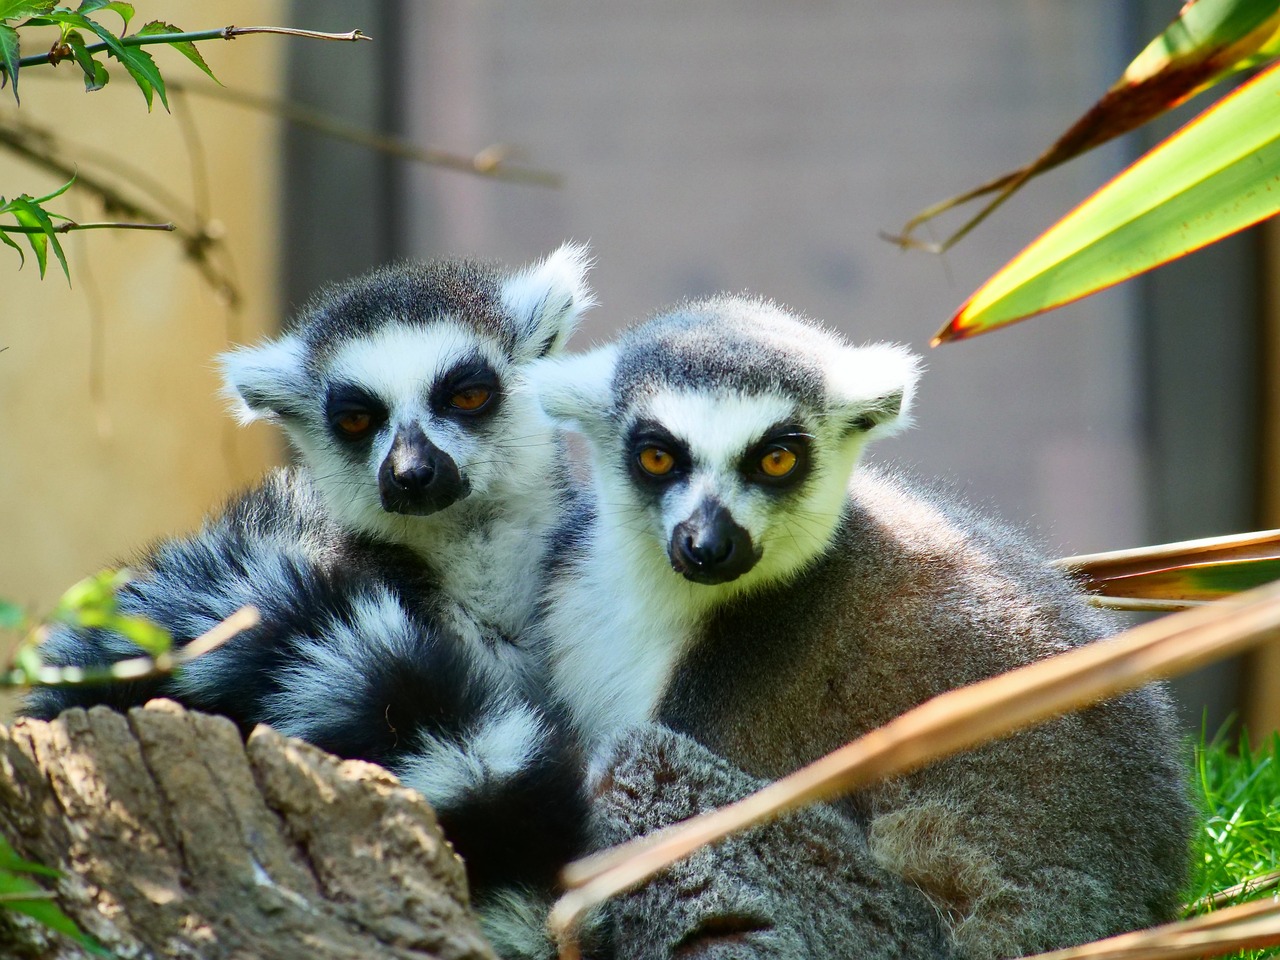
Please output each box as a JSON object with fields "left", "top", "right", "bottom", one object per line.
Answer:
{"left": 0, "top": 700, "right": 497, "bottom": 960}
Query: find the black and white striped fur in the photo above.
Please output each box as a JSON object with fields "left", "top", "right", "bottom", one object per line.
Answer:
{"left": 25, "top": 247, "right": 597, "bottom": 944}
{"left": 529, "top": 296, "right": 1194, "bottom": 958}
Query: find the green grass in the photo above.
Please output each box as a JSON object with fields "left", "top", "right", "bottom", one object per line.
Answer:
{"left": 1183, "top": 726, "right": 1280, "bottom": 959}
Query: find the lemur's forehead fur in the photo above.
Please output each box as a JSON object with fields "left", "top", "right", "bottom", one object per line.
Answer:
{"left": 609, "top": 297, "right": 831, "bottom": 415}
{"left": 290, "top": 259, "right": 515, "bottom": 367}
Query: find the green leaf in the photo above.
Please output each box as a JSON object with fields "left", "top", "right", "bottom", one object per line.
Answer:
{"left": 0, "top": 845, "right": 109, "bottom": 955}
{"left": 0, "top": 837, "right": 59, "bottom": 879}
{"left": 76, "top": 0, "right": 131, "bottom": 33}
{"left": 6, "top": 195, "right": 68, "bottom": 282}
{"left": 33, "top": 174, "right": 75, "bottom": 205}
{"left": 137, "top": 20, "right": 218, "bottom": 84}
{"left": 0, "top": 24, "right": 18, "bottom": 104}
{"left": 939, "top": 57, "right": 1280, "bottom": 342}
{"left": 65, "top": 31, "right": 108, "bottom": 91}
{"left": 107, "top": 613, "right": 170, "bottom": 657}
{"left": 0, "top": 225, "right": 26, "bottom": 268}
{"left": 111, "top": 42, "right": 165, "bottom": 111}
{"left": 0, "top": 599, "right": 24, "bottom": 630}
{"left": 0, "top": 1, "right": 55, "bottom": 22}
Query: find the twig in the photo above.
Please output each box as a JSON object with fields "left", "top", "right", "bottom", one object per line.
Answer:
{"left": 0, "top": 119, "right": 239, "bottom": 303}
{"left": 1186, "top": 870, "right": 1280, "bottom": 913}
{"left": 1018, "top": 895, "right": 1280, "bottom": 960}
{"left": 170, "top": 80, "right": 563, "bottom": 187}
{"left": 1, "top": 605, "right": 260, "bottom": 689}
{"left": 0, "top": 890, "right": 58, "bottom": 903}
{"left": 548, "top": 579, "right": 1280, "bottom": 956}
{"left": 0, "top": 220, "right": 174, "bottom": 233}
{"left": 11, "top": 26, "right": 369, "bottom": 72}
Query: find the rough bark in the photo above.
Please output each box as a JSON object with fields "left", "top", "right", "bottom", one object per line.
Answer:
{"left": 0, "top": 700, "right": 497, "bottom": 960}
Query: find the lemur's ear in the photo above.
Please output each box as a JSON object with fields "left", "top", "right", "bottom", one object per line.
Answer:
{"left": 501, "top": 242, "right": 596, "bottom": 362}
{"left": 826, "top": 343, "right": 922, "bottom": 439}
{"left": 218, "top": 334, "right": 311, "bottom": 425}
{"left": 526, "top": 344, "right": 619, "bottom": 439}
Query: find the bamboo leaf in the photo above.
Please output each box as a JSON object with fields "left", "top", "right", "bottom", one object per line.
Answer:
{"left": 936, "top": 57, "right": 1280, "bottom": 343}
{"left": 0, "top": 225, "right": 26, "bottom": 267}
{"left": 890, "top": 0, "right": 1280, "bottom": 253}
{"left": 1057, "top": 529, "right": 1280, "bottom": 607}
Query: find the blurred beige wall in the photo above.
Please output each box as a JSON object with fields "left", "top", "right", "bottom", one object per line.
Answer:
{"left": 0, "top": 1, "right": 287, "bottom": 682}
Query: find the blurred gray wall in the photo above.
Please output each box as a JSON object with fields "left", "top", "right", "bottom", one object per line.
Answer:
{"left": 285, "top": 1, "right": 1263, "bottom": 732}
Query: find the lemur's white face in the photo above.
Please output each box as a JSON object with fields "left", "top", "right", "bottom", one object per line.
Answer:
{"left": 602, "top": 387, "right": 879, "bottom": 595}
{"left": 289, "top": 322, "right": 548, "bottom": 541}
{"left": 532, "top": 302, "right": 920, "bottom": 600}
{"left": 219, "top": 244, "right": 593, "bottom": 546}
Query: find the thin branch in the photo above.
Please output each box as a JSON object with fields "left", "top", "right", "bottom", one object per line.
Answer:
{"left": 0, "top": 119, "right": 239, "bottom": 303}
{"left": 170, "top": 79, "right": 563, "bottom": 187}
{"left": 0, "top": 220, "right": 174, "bottom": 233}
{"left": 1, "top": 606, "right": 260, "bottom": 690}
{"left": 12, "top": 26, "right": 369, "bottom": 72}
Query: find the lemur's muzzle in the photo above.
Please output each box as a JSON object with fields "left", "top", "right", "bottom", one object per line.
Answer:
{"left": 379, "top": 425, "right": 467, "bottom": 515}
{"left": 669, "top": 498, "right": 760, "bottom": 585}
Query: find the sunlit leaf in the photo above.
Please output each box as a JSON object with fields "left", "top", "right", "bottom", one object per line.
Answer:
{"left": 32, "top": 175, "right": 75, "bottom": 206}
{"left": 76, "top": 0, "right": 131, "bottom": 33}
{"left": 0, "top": 226, "right": 26, "bottom": 267}
{"left": 890, "top": 0, "right": 1280, "bottom": 253}
{"left": 65, "top": 31, "right": 108, "bottom": 91}
{"left": 111, "top": 42, "right": 165, "bottom": 111}
{"left": 0, "top": 837, "right": 109, "bottom": 954}
{"left": 138, "top": 20, "right": 218, "bottom": 84}
{"left": 0, "top": 1, "right": 55, "bottom": 22}
{"left": 6, "top": 196, "right": 50, "bottom": 277}
{"left": 0, "top": 23, "right": 18, "bottom": 103}
{"left": 937, "top": 57, "right": 1280, "bottom": 343}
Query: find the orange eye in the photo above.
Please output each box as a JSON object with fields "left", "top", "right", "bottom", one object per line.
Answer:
{"left": 335, "top": 411, "right": 373, "bottom": 435}
{"left": 638, "top": 447, "right": 676, "bottom": 476}
{"left": 760, "top": 447, "right": 798, "bottom": 478}
{"left": 451, "top": 387, "right": 492, "bottom": 411}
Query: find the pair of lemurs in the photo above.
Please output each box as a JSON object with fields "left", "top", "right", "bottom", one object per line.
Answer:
{"left": 27, "top": 245, "right": 1194, "bottom": 960}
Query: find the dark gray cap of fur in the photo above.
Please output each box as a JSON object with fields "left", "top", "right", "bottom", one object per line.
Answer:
{"left": 287, "top": 259, "right": 514, "bottom": 361}
{"left": 610, "top": 296, "right": 839, "bottom": 409}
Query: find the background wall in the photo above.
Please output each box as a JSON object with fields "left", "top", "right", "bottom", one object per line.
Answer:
{"left": 0, "top": 1, "right": 290, "bottom": 713}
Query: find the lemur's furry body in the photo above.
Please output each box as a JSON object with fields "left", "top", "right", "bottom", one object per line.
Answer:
{"left": 531, "top": 297, "right": 1194, "bottom": 958}
{"left": 26, "top": 247, "right": 596, "bottom": 914}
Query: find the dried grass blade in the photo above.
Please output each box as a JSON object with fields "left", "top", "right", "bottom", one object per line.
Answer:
{"left": 1018, "top": 896, "right": 1280, "bottom": 960}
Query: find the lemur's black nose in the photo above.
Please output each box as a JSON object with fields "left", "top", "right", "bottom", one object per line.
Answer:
{"left": 379, "top": 425, "right": 467, "bottom": 515}
{"left": 669, "top": 499, "right": 759, "bottom": 585}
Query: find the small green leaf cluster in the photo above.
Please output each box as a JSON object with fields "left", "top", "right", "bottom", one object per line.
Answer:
{"left": 0, "top": 175, "right": 73, "bottom": 279}
{"left": 1, "top": 1, "right": 218, "bottom": 107}
{"left": 2, "top": 568, "right": 173, "bottom": 687}
{"left": 0, "top": 834, "right": 108, "bottom": 954}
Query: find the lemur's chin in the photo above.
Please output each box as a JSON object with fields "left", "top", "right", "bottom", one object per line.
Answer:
{"left": 380, "top": 481, "right": 471, "bottom": 517}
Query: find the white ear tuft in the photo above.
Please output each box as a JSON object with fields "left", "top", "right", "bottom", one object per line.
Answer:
{"left": 501, "top": 242, "right": 596, "bottom": 361}
{"left": 217, "top": 334, "right": 311, "bottom": 425}
{"left": 826, "top": 343, "right": 923, "bottom": 439}
{"left": 525, "top": 344, "right": 619, "bottom": 437}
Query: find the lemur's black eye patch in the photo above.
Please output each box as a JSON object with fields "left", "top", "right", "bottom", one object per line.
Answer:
{"left": 325, "top": 384, "right": 389, "bottom": 442}
{"left": 626, "top": 420, "right": 691, "bottom": 486}
{"left": 742, "top": 423, "right": 813, "bottom": 489}
{"left": 432, "top": 355, "right": 502, "bottom": 419}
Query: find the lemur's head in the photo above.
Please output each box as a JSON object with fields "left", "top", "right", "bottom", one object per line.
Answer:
{"left": 221, "top": 244, "right": 594, "bottom": 544}
{"left": 532, "top": 296, "right": 919, "bottom": 594}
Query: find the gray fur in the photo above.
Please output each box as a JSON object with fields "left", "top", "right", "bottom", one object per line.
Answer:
{"left": 531, "top": 296, "right": 1194, "bottom": 958}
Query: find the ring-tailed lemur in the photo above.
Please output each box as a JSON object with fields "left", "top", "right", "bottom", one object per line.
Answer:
{"left": 24, "top": 247, "right": 596, "bottom": 918}
{"left": 528, "top": 296, "right": 1193, "bottom": 958}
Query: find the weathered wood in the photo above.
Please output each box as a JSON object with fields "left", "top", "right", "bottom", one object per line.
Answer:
{"left": 0, "top": 700, "right": 497, "bottom": 960}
